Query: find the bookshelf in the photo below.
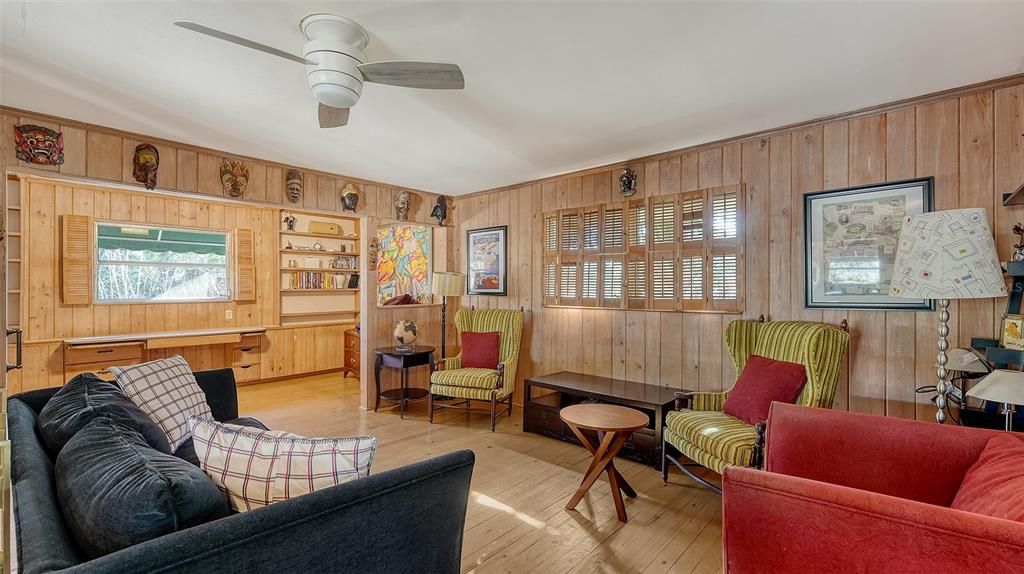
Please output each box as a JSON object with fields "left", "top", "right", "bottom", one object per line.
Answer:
{"left": 278, "top": 209, "right": 360, "bottom": 327}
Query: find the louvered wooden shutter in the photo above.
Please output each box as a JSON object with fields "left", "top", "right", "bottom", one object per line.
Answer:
{"left": 603, "top": 207, "right": 624, "bottom": 252}
{"left": 580, "top": 258, "right": 599, "bottom": 305}
{"left": 650, "top": 253, "right": 676, "bottom": 310}
{"left": 680, "top": 192, "right": 704, "bottom": 243}
{"left": 61, "top": 215, "right": 93, "bottom": 305}
{"left": 709, "top": 185, "right": 743, "bottom": 312}
{"left": 543, "top": 261, "right": 557, "bottom": 305}
{"left": 626, "top": 255, "right": 647, "bottom": 309}
{"left": 651, "top": 198, "right": 676, "bottom": 246}
{"left": 234, "top": 228, "right": 256, "bottom": 301}
{"left": 582, "top": 208, "right": 601, "bottom": 251}
{"left": 679, "top": 254, "right": 705, "bottom": 311}
{"left": 601, "top": 256, "right": 624, "bottom": 308}
{"left": 558, "top": 261, "right": 579, "bottom": 304}
{"left": 560, "top": 210, "right": 580, "bottom": 252}
{"left": 543, "top": 213, "right": 558, "bottom": 253}
{"left": 627, "top": 201, "right": 647, "bottom": 249}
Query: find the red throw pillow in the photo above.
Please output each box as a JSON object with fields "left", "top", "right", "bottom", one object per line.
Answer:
{"left": 951, "top": 434, "right": 1024, "bottom": 522}
{"left": 722, "top": 355, "right": 807, "bottom": 424}
{"left": 461, "top": 332, "right": 500, "bottom": 369}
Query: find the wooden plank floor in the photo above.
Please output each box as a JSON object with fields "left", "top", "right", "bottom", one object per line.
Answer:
{"left": 238, "top": 373, "right": 724, "bottom": 574}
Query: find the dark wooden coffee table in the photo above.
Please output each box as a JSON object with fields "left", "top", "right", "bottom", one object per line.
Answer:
{"left": 561, "top": 403, "right": 649, "bottom": 522}
{"left": 523, "top": 371, "right": 677, "bottom": 467}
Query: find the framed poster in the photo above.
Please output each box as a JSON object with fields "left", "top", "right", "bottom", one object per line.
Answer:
{"left": 804, "top": 177, "right": 933, "bottom": 310}
{"left": 467, "top": 225, "right": 507, "bottom": 296}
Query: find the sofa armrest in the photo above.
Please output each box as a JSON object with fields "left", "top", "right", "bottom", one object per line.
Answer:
{"left": 194, "top": 368, "right": 238, "bottom": 422}
{"left": 723, "top": 466, "right": 1024, "bottom": 574}
{"left": 764, "top": 402, "right": 1003, "bottom": 506}
{"left": 72, "top": 450, "right": 475, "bottom": 574}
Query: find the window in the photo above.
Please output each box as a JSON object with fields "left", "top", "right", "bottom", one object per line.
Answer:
{"left": 96, "top": 223, "right": 230, "bottom": 302}
{"left": 541, "top": 182, "right": 742, "bottom": 313}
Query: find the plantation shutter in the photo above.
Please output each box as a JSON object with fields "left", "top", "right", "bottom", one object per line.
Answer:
{"left": 709, "top": 186, "right": 742, "bottom": 312}
{"left": 626, "top": 255, "right": 647, "bottom": 309}
{"left": 543, "top": 213, "right": 558, "bottom": 253}
{"left": 234, "top": 228, "right": 256, "bottom": 301}
{"left": 580, "top": 258, "right": 599, "bottom": 306}
{"left": 603, "top": 206, "right": 624, "bottom": 251}
{"left": 651, "top": 198, "right": 675, "bottom": 246}
{"left": 650, "top": 253, "right": 676, "bottom": 310}
{"left": 679, "top": 254, "right": 705, "bottom": 310}
{"left": 627, "top": 200, "right": 647, "bottom": 249}
{"left": 558, "top": 261, "right": 579, "bottom": 305}
{"left": 600, "top": 256, "right": 624, "bottom": 308}
{"left": 543, "top": 261, "right": 557, "bottom": 305}
{"left": 582, "top": 207, "right": 601, "bottom": 251}
{"left": 560, "top": 210, "right": 580, "bottom": 252}
{"left": 61, "top": 214, "right": 93, "bottom": 305}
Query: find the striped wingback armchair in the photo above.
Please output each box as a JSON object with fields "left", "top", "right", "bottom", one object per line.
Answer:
{"left": 428, "top": 308, "right": 524, "bottom": 431}
{"left": 662, "top": 319, "right": 849, "bottom": 492}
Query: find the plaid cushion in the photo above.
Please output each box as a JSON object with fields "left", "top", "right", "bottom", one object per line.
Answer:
{"left": 188, "top": 417, "right": 377, "bottom": 512}
{"left": 109, "top": 355, "right": 212, "bottom": 450}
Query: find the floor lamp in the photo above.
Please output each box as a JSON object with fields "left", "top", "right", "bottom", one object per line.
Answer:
{"left": 890, "top": 208, "right": 1007, "bottom": 423}
{"left": 432, "top": 271, "right": 465, "bottom": 359}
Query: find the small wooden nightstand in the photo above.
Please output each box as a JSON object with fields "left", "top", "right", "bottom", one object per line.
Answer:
{"left": 343, "top": 328, "right": 360, "bottom": 378}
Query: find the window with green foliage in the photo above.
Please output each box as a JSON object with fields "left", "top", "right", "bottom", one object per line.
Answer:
{"left": 95, "top": 223, "right": 230, "bottom": 302}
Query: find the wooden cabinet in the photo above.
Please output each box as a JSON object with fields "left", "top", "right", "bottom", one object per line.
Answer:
{"left": 230, "top": 334, "right": 262, "bottom": 384}
{"left": 262, "top": 324, "right": 351, "bottom": 380}
{"left": 343, "top": 328, "right": 359, "bottom": 378}
{"left": 63, "top": 342, "right": 143, "bottom": 382}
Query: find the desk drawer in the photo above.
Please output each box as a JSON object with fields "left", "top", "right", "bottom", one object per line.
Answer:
{"left": 233, "top": 364, "right": 261, "bottom": 383}
{"left": 346, "top": 353, "right": 359, "bottom": 372}
{"left": 65, "top": 343, "right": 143, "bottom": 366}
{"left": 64, "top": 359, "right": 139, "bottom": 382}
{"left": 233, "top": 345, "right": 261, "bottom": 366}
{"left": 344, "top": 329, "right": 359, "bottom": 351}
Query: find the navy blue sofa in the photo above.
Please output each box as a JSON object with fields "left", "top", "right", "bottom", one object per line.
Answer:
{"left": 10, "top": 368, "right": 475, "bottom": 574}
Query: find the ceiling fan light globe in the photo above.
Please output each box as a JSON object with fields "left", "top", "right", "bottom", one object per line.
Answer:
{"left": 311, "top": 83, "right": 360, "bottom": 109}
{"left": 300, "top": 14, "right": 369, "bottom": 49}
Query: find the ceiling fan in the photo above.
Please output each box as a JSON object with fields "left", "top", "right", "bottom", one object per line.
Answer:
{"left": 174, "top": 14, "right": 465, "bottom": 128}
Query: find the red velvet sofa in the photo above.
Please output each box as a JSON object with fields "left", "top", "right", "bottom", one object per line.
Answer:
{"left": 722, "top": 402, "right": 1024, "bottom": 573}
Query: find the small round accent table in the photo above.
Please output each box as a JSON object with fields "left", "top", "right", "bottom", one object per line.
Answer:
{"left": 560, "top": 403, "right": 649, "bottom": 522}
{"left": 373, "top": 346, "right": 436, "bottom": 419}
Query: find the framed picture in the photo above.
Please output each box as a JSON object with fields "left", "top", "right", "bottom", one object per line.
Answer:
{"left": 467, "top": 225, "right": 507, "bottom": 296}
{"left": 1001, "top": 314, "right": 1024, "bottom": 351}
{"left": 804, "top": 177, "right": 933, "bottom": 310}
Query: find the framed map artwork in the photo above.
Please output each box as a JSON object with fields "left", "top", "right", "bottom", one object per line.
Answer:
{"left": 376, "top": 224, "right": 433, "bottom": 305}
{"left": 467, "top": 226, "right": 507, "bottom": 296}
{"left": 804, "top": 178, "right": 933, "bottom": 310}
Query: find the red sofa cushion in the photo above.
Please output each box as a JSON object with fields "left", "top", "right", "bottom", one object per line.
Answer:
{"left": 952, "top": 434, "right": 1024, "bottom": 522}
{"left": 461, "top": 332, "right": 500, "bottom": 369}
{"left": 723, "top": 355, "right": 807, "bottom": 424}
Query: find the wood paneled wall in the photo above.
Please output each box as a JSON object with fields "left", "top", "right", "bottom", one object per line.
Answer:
{"left": 0, "top": 108, "right": 446, "bottom": 225}
{"left": 455, "top": 81, "right": 1024, "bottom": 422}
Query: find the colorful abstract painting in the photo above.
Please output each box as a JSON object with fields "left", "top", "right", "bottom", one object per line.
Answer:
{"left": 376, "top": 224, "right": 432, "bottom": 305}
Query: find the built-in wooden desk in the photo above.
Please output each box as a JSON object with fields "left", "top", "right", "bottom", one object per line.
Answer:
{"left": 63, "top": 327, "right": 269, "bottom": 382}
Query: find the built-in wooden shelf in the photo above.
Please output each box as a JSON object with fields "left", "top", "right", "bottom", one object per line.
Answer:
{"left": 279, "top": 249, "right": 359, "bottom": 256}
{"left": 7, "top": 206, "right": 20, "bottom": 211}
{"left": 280, "top": 310, "right": 359, "bottom": 317}
{"left": 281, "top": 288, "right": 359, "bottom": 293}
{"left": 280, "top": 230, "right": 360, "bottom": 241}
{"left": 9, "top": 259, "right": 20, "bottom": 263}
{"left": 7, "top": 232, "right": 20, "bottom": 238}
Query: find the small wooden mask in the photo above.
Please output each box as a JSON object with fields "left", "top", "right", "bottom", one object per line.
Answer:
{"left": 14, "top": 124, "right": 64, "bottom": 165}
{"left": 220, "top": 159, "right": 250, "bottom": 198}
{"left": 340, "top": 183, "right": 360, "bottom": 212}
{"left": 132, "top": 143, "right": 160, "bottom": 190}
{"left": 285, "top": 170, "right": 303, "bottom": 203}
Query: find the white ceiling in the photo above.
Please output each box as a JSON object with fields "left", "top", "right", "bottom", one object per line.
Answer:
{"left": 2, "top": 1, "right": 1023, "bottom": 195}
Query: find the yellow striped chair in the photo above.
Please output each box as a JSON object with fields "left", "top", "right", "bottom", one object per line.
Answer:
{"left": 663, "top": 319, "right": 849, "bottom": 492}
{"left": 429, "top": 308, "right": 524, "bottom": 432}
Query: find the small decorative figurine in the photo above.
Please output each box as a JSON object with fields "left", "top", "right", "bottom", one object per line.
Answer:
{"left": 394, "top": 190, "right": 412, "bottom": 221}
{"left": 619, "top": 166, "right": 638, "bottom": 197}
{"left": 220, "top": 159, "right": 250, "bottom": 198}
{"left": 430, "top": 195, "right": 449, "bottom": 226}
{"left": 1013, "top": 223, "right": 1024, "bottom": 261}
{"left": 132, "top": 143, "right": 160, "bottom": 190}
{"left": 285, "top": 169, "right": 303, "bottom": 203}
{"left": 340, "top": 183, "right": 360, "bottom": 212}
{"left": 367, "top": 236, "right": 379, "bottom": 269}
{"left": 14, "top": 124, "right": 64, "bottom": 165}
{"left": 312, "top": 242, "right": 324, "bottom": 251}
{"left": 282, "top": 212, "right": 296, "bottom": 231}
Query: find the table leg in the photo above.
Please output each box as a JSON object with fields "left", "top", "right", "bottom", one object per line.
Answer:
{"left": 400, "top": 367, "right": 407, "bottom": 420}
{"left": 565, "top": 428, "right": 630, "bottom": 512}
{"left": 566, "top": 425, "right": 637, "bottom": 499}
{"left": 374, "top": 354, "right": 383, "bottom": 412}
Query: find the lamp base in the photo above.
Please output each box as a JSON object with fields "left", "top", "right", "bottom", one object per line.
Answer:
{"left": 935, "top": 298, "right": 951, "bottom": 424}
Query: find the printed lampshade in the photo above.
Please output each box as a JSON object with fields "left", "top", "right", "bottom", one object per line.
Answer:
{"left": 889, "top": 208, "right": 1006, "bottom": 300}
{"left": 431, "top": 271, "right": 465, "bottom": 297}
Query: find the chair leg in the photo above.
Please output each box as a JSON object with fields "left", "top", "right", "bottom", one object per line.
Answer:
{"left": 661, "top": 435, "right": 669, "bottom": 483}
{"left": 428, "top": 391, "right": 434, "bottom": 424}
{"left": 508, "top": 396, "right": 514, "bottom": 417}
{"left": 490, "top": 396, "right": 497, "bottom": 432}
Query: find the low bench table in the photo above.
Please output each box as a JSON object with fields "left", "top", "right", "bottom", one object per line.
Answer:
{"left": 523, "top": 371, "right": 677, "bottom": 467}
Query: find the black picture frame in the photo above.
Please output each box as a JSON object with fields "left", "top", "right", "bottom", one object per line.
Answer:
{"left": 804, "top": 177, "right": 934, "bottom": 310}
{"left": 466, "top": 225, "right": 508, "bottom": 296}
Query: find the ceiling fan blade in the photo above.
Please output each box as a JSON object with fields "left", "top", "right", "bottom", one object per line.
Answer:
{"left": 174, "top": 20, "right": 312, "bottom": 65}
{"left": 318, "top": 104, "right": 350, "bottom": 128}
{"left": 357, "top": 61, "right": 464, "bottom": 90}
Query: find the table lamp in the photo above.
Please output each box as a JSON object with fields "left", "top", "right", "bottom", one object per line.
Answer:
{"left": 431, "top": 271, "right": 465, "bottom": 358}
{"left": 966, "top": 370, "right": 1024, "bottom": 431}
{"left": 890, "top": 208, "right": 1006, "bottom": 423}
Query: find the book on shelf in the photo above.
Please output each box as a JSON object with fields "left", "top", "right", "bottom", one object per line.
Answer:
{"left": 288, "top": 271, "right": 355, "bottom": 290}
